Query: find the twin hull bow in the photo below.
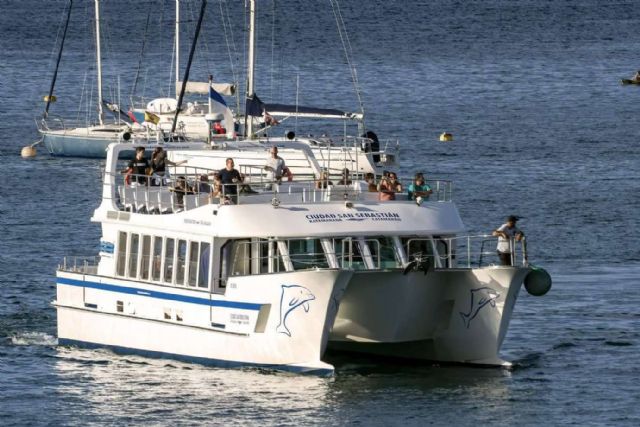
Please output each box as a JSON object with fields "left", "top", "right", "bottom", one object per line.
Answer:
{"left": 56, "top": 265, "right": 527, "bottom": 372}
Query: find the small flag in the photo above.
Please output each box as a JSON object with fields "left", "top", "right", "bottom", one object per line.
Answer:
{"left": 245, "top": 94, "right": 265, "bottom": 117}
{"left": 103, "top": 100, "right": 132, "bottom": 124}
{"left": 144, "top": 111, "right": 160, "bottom": 125}
{"left": 210, "top": 85, "right": 235, "bottom": 138}
{"left": 127, "top": 110, "right": 138, "bottom": 124}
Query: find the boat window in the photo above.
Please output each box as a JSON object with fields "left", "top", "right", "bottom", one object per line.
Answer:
{"left": 151, "top": 236, "right": 162, "bottom": 281}
{"left": 164, "top": 238, "right": 175, "bottom": 284}
{"left": 128, "top": 234, "right": 140, "bottom": 278}
{"left": 367, "top": 237, "right": 399, "bottom": 269}
{"left": 220, "top": 239, "right": 251, "bottom": 281}
{"left": 404, "top": 237, "right": 449, "bottom": 268}
{"left": 176, "top": 240, "right": 187, "bottom": 285}
{"left": 116, "top": 231, "right": 127, "bottom": 277}
{"left": 187, "top": 241, "right": 199, "bottom": 287}
{"left": 287, "top": 239, "right": 329, "bottom": 270}
{"left": 231, "top": 240, "right": 251, "bottom": 276}
{"left": 258, "top": 240, "right": 277, "bottom": 273}
{"left": 198, "top": 243, "right": 210, "bottom": 288}
{"left": 336, "top": 238, "right": 367, "bottom": 270}
{"left": 141, "top": 235, "right": 151, "bottom": 280}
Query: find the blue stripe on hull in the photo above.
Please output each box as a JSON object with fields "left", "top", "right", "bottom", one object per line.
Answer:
{"left": 57, "top": 338, "right": 333, "bottom": 376}
{"left": 57, "top": 277, "right": 262, "bottom": 311}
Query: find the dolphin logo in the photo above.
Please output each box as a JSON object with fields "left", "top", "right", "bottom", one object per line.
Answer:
{"left": 460, "top": 287, "right": 500, "bottom": 329}
{"left": 276, "top": 285, "right": 316, "bottom": 337}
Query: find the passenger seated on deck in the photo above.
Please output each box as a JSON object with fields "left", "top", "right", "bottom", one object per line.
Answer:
{"left": 197, "top": 174, "right": 211, "bottom": 194}
{"left": 377, "top": 171, "right": 402, "bottom": 201}
{"left": 170, "top": 176, "right": 194, "bottom": 209}
{"left": 407, "top": 173, "right": 433, "bottom": 201}
{"left": 209, "top": 173, "right": 223, "bottom": 200}
{"left": 338, "top": 168, "right": 352, "bottom": 185}
{"left": 315, "top": 170, "right": 333, "bottom": 189}
{"left": 633, "top": 70, "right": 640, "bottom": 82}
{"left": 365, "top": 173, "right": 377, "bottom": 192}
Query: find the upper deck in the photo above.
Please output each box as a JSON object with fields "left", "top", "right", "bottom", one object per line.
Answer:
{"left": 97, "top": 143, "right": 462, "bottom": 238}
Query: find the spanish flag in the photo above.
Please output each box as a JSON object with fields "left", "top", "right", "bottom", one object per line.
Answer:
{"left": 144, "top": 111, "right": 160, "bottom": 125}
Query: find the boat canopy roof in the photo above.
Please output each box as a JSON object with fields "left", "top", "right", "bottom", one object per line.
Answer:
{"left": 265, "top": 104, "right": 363, "bottom": 121}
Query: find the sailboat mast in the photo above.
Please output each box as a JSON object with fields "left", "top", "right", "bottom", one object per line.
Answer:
{"left": 171, "top": 0, "right": 207, "bottom": 133}
{"left": 175, "top": 0, "right": 180, "bottom": 100}
{"left": 246, "top": 0, "right": 256, "bottom": 138}
{"left": 44, "top": 0, "right": 73, "bottom": 118}
{"left": 94, "top": 0, "right": 104, "bottom": 125}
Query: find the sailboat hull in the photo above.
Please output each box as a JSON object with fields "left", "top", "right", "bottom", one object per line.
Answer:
{"left": 41, "top": 127, "right": 139, "bottom": 158}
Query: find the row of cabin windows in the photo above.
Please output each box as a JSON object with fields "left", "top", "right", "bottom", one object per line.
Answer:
{"left": 116, "top": 232, "right": 210, "bottom": 288}
{"left": 221, "top": 237, "right": 450, "bottom": 277}
{"left": 114, "top": 233, "right": 451, "bottom": 288}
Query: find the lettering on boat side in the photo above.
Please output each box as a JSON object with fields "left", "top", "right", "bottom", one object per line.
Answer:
{"left": 276, "top": 285, "right": 316, "bottom": 337}
{"left": 460, "top": 287, "right": 500, "bottom": 329}
{"left": 230, "top": 313, "right": 250, "bottom": 327}
{"left": 183, "top": 218, "right": 212, "bottom": 226}
{"left": 304, "top": 212, "right": 401, "bottom": 224}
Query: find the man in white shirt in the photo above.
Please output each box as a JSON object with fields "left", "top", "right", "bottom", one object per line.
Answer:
{"left": 492, "top": 215, "right": 524, "bottom": 266}
{"left": 264, "top": 146, "right": 286, "bottom": 186}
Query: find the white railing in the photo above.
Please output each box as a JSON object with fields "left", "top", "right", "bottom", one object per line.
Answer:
{"left": 105, "top": 148, "right": 454, "bottom": 214}
{"left": 444, "top": 234, "right": 528, "bottom": 268}
{"left": 59, "top": 256, "right": 99, "bottom": 274}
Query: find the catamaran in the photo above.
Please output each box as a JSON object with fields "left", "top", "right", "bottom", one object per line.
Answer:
{"left": 54, "top": 142, "right": 551, "bottom": 374}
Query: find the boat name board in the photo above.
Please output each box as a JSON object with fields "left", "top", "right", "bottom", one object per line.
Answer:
{"left": 305, "top": 212, "right": 401, "bottom": 224}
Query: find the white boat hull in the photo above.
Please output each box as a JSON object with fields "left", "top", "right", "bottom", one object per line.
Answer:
{"left": 55, "top": 269, "right": 352, "bottom": 374}
{"left": 329, "top": 267, "right": 529, "bottom": 365}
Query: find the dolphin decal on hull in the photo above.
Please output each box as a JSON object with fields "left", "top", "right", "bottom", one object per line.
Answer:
{"left": 276, "top": 285, "right": 316, "bottom": 337}
{"left": 460, "top": 287, "right": 500, "bottom": 329}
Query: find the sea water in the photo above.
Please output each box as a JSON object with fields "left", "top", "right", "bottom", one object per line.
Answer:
{"left": 1, "top": 0, "right": 639, "bottom": 425}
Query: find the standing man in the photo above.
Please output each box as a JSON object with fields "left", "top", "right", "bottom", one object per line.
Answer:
{"left": 264, "top": 146, "right": 287, "bottom": 189}
{"left": 217, "top": 157, "right": 243, "bottom": 204}
{"left": 122, "top": 146, "right": 149, "bottom": 187}
{"left": 492, "top": 215, "right": 524, "bottom": 266}
{"left": 265, "top": 146, "right": 286, "bottom": 182}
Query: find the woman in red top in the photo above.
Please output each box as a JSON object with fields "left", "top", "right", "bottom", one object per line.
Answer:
{"left": 377, "top": 172, "right": 402, "bottom": 200}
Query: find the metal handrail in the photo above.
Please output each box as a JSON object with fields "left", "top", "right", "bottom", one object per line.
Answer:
{"left": 59, "top": 256, "right": 99, "bottom": 273}
{"left": 444, "top": 234, "right": 528, "bottom": 268}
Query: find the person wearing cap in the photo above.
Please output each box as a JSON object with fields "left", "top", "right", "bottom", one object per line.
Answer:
{"left": 492, "top": 215, "right": 524, "bottom": 266}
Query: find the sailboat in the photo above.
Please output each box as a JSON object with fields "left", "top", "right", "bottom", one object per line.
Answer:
{"left": 36, "top": 0, "right": 149, "bottom": 158}
{"left": 164, "top": 0, "right": 399, "bottom": 178}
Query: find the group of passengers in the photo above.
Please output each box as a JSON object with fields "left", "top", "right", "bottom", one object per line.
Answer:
{"left": 315, "top": 167, "right": 354, "bottom": 189}
{"left": 122, "top": 146, "right": 433, "bottom": 206}
{"left": 121, "top": 146, "right": 187, "bottom": 187}
{"left": 315, "top": 168, "right": 433, "bottom": 202}
{"left": 121, "top": 146, "right": 293, "bottom": 208}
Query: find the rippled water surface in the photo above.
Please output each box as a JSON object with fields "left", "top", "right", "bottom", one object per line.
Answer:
{"left": 1, "top": 0, "right": 640, "bottom": 425}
